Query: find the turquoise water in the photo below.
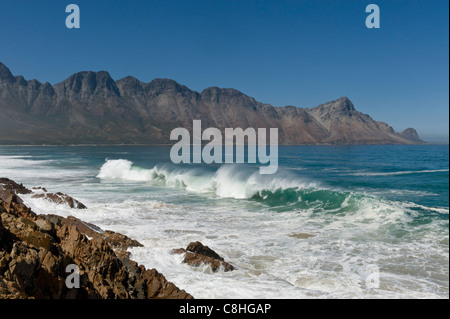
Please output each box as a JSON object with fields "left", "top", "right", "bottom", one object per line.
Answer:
{"left": 0, "top": 145, "right": 448, "bottom": 298}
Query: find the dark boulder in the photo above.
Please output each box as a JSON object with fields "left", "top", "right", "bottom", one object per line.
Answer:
{"left": 173, "top": 241, "right": 235, "bottom": 272}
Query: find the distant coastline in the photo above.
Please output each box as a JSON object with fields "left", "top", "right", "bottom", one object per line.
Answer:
{"left": 1, "top": 143, "right": 443, "bottom": 147}
{"left": 421, "top": 137, "right": 449, "bottom": 145}
{"left": 0, "top": 62, "right": 425, "bottom": 146}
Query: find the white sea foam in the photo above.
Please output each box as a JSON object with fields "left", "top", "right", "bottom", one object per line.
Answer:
{"left": 402, "top": 202, "right": 449, "bottom": 215}
{"left": 3, "top": 154, "right": 449, "bottom": 299}
{"left": 22, "top": 191, "right": 449, "bottom": 299}
{"left": 0, "top": 155, "right": 90, "bottom": 183}
{"left": 97, "top": 159, "right": 155, "bottom": 181}
{"left": 96, "top": 159, "right": 318, "bottom": 199}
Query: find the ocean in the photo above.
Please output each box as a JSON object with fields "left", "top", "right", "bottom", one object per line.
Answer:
{"left": 0, "top": 145, "right": 448, "bottom": 298}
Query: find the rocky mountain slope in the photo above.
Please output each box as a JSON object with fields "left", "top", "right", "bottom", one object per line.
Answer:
{"left": 0, "top": 62, "right": 424, "bottom": 145}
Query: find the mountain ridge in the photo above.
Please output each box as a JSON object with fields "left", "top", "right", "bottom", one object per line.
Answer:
{"left": 0, "top": 62, "right": 425, "bottom": 145}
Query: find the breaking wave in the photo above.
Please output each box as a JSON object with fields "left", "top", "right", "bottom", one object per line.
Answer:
{"left": 96, "top": 159, "right": 448, "bottom": 216}
{"left": 97, "top": 159, "right": 317, "bottom": 200}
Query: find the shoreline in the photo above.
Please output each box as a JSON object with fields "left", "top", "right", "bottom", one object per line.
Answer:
{"left": 0, "top": 142, "right": 444, "bottom": 147}
{"left": 0, "top": 177, "right": 193, "bottom": 299}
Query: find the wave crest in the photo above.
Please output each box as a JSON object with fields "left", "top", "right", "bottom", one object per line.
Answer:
{"left": 96, "top": 159, "right": 448, "bottom": 216}
{"left": 97, "top": 159, "right": 317, "bottom": 200}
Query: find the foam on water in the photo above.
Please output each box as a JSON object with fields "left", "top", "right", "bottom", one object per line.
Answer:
{"left": 0, "top": 155, "right": 91, "bottom": 184}
{"left": 2, "top": 151, "right": 449, "bottom": 299}
{"left": 21, "top": 191, "right": 448, "bottom": 299}
{"left": 97, "top": 159, "right": 318, "bottom": 199}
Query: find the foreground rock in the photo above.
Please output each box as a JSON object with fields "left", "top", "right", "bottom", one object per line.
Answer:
{"left": 173, "top": 241, "right": 234, "bottom": 272}
{"left": 42, "top": 215, "right": 144, "bottom": 251}
{"left": 1, "top": 178, "right": 87, "bottom": 209}
{"left": 32, "top": 192, "right": 87, "bottom": 209}
{"left": 0, "top": 178, "right": 193, "bottom": 299}
{"left": 0, "top": 178, "right": 32, "bottom": 195}
{"left": 289, "top": 233, "right": 315, "bottom": 239}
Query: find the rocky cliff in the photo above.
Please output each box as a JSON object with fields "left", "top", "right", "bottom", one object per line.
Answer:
{"left": 0, "top": 62, "right": 424, "bottom": 145}
{"left": 0, "top": 178, "right": 192, "bottom": 299}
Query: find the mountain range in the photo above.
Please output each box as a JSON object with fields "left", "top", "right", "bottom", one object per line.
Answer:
{"left": 0, "top": 62, "right": 423, "bottom": 145}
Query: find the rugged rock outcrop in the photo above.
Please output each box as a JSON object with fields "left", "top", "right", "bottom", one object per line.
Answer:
{"left": 1, "top": 178, "right": 87, "bottom": 209}
{"left": 31, "top": 192, "right": 87, "bottom": 209}
{"left": 173, "top": 241, "right": 235, "bottom": 272}
{"left": 0, "top": 178, "right": 32, "bottom": 197}
{"left": 0, "top": 62, "right": 424, "bottom": 145}
{"left": 399, "top": 128, "right": 423, "bottom": 143}
{"left": 41, "top": 215, "right": 144, "bottom": 251}
{"left": 0, "top": 178, "right": 193, "bottom": 299}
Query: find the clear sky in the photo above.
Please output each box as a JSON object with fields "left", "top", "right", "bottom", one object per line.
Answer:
{"left": 0, "top": 0, "right": 448, "bottom": 141}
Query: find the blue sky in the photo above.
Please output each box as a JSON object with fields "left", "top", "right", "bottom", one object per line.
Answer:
{"left": 0, "top": 0, "right": 448, "bottom": 141}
